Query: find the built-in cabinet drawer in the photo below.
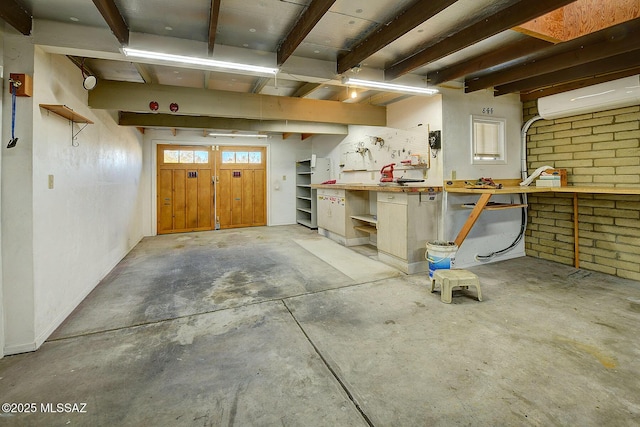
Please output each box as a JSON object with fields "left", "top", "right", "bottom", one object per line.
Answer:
{"left": 378, "top": 192, "right": 409, "bottom": 205}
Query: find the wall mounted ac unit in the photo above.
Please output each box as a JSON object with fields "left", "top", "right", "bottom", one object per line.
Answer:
{"left": 537, "top": 75, "right": 640, "bottom": 120}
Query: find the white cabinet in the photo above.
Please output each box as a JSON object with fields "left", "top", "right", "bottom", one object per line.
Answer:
{"left": 317, "top": 189, "right": 370, "bottom": 246}
{"left": 377, "top": 192, "right": 440, "bottom": 274}
{"left": 296, "top": 157, "right": 330, "bottom": 228}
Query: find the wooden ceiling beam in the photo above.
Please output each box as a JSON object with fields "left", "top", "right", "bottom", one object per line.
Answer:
{"left": 292, "top": 82, "right": 322, "bottom": 98}
{"left": 427, "top": 36, "right": 551, "bottom": 86}
{"left": 385, "top": 0, "right": 575, "bottom": 81}
{"left": 118, "top": 112, "right": 349, "bottom": 135}
{"left": 251, "top": 77, "right": 270, "bottom": 94}
{"left": 92, "top": 0, "right": 129, "bottom": 45}
{"left": 337, "top": 0, "right": 458, "bottom": 75}
{"left": 0, "top": 0, "right": 31, "bottom": 35}
{"left": 208, "top": 0, "right": 221, "bottom": 55}
{"left": 91, "top": 80, "right": 386, "bottom": 126}
{"left": 494, "top": 49, "right": 640, "bottom": 96}
{"left": 466, "top": 18, "right": 640, "bottom": 93}
{"left": 520, "top": 66, "right": 640, "bottom": 102}
{"left": 277, "top": 0, "right": 337, "bottom": 66}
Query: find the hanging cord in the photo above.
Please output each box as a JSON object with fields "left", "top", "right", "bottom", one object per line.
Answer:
{"left": 7, "top": 80, "right": 20, "bottom": 148}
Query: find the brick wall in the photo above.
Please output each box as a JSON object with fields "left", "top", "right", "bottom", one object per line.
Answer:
{"left": 523, "top": 101, "right": 640, "bottom": 280}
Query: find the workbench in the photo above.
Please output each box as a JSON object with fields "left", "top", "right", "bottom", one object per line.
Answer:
{"left": 444, "top": 179, "right": 640, "bottom": 268}
{"left": 312, "top": 183, "right": 442, "bottom": 274}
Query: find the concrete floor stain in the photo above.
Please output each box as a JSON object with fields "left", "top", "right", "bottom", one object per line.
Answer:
{"left": 556, "top": 336, "right": 618, "bottom": 369}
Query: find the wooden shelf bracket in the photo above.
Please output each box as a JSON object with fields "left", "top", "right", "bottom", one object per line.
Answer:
{"left": 39, "top": 104, "right": 93, "bottom": 146}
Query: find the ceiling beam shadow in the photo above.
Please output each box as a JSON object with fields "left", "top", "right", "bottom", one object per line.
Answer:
{"left": 337, "top": 0, "right": 458, "bottom": 75}
{"left": 466, "top": 18, "right": 640, "bottom": 93}
{"left": 277, "top": 0, "right": 337, "bottom": 66}
{"left": 0, "top": 0, "right": 31, "bottom": 35}
{"left": 385, "top": 0, "right": 575, "bottom": 81}
{"left": 427, "top": 36, "right": 551, "bottom": 86}
{"left": 208, "top": 0, "right": 221, "bottom": 55}
{"left": 494, "top": 49, "right": 640, "bottom": 96}
{"left": 92, "top": 0, "right": 129, "bottom": 45}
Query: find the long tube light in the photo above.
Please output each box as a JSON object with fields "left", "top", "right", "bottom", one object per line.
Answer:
{"left": 123, "top": 48, "right": 279, "bottom": 75}
{"left": 208, "top": 133, "right": 268, "bottom": 138}
{"left": 343, "top": 77, "right": 438, "bottom": 95}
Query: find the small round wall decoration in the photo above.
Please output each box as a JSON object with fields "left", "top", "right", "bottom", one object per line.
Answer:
{"left": 169, "top": 102, "right": 179, "bottom": 112}
{"left": 149, "top": 101, "right": 159, "bottom": 111}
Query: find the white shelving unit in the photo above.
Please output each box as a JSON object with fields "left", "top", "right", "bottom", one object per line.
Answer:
{"left": 296, "top": 157, "right": 330, "bottom": 228}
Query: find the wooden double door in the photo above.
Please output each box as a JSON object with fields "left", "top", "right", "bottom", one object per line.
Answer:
{"left": 157, "top": 145, "right": 266, "bottom": 234}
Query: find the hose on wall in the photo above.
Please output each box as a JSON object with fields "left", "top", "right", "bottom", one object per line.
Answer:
{"left": 476, "top": 115, "right": 543, "bottom": 261}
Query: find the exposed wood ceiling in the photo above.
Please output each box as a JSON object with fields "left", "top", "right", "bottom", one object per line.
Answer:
{"left": 2, "top": 0, "right": 639, "bottom": 135}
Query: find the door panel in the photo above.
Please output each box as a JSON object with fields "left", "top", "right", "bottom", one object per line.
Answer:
{"left": 157, "top": 145, "right": 214, "bottom": 234}
{"left": 216, "top": 146, "right": 267, "bottom": 229}
{"left": 158, "top": 169, "right": 173, "bottom": 233}
{"left": 173, "top": 169, "right": 186, "bottom": 230}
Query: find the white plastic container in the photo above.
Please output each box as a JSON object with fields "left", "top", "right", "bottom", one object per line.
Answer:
{"left": 426, "top": 241, "right": 458, "bottom": 278}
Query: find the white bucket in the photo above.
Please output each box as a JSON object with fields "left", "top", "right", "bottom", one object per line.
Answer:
{"left": 426, "top": 241, "right": 458, "bottom": 278}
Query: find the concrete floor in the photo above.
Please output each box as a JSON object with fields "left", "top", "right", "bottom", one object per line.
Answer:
{"left": 1, "top": 225, "right": 639, "bottom": 426}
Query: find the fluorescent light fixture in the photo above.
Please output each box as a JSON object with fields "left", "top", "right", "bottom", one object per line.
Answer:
{"left": 343, "top": 77, "right": 438, "bottom": 95}
{"left": 208, "top": 133, "right": 268, "bottom": 138}
{"left": 123, "top": 48, "right": 279, "bottom": 75}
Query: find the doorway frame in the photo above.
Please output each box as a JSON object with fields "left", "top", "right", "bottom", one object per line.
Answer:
{"left": 149, "top": 139, "right": 271, "bottom": 236}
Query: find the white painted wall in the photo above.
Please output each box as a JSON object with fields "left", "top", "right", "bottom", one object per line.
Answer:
{"left": 312, "top": 95, "right": 443, "bottom": 187}
{"left": 1, "top": 41, "right": 145, "bottom": 355}
{"left": 0, "top": 24, "right": 5, "bottom": 358}
{"left": 2, "top": 30, "right": 36, "bottom": 355}
{"left": 142, "top": 130, "right": 310, "bottom": 235}
{"left": 440, "top": 87, "right": 525, "bottom": 268}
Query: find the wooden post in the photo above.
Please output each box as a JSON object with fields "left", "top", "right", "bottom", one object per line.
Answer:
{"left": 454, "top": 193, "right": 492, "bottom": 247}
{"left": 573, "top": 193, "right": 579, "bottom": 268}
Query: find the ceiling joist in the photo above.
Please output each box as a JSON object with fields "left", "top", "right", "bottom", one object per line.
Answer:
{"left": 495, "top": 49, "right": 640, "bottom": 96}
{"left": 91, "top": 0, "right": 129, "bottom": 45}
{"left": 208, "top": 0, "right": 221, "bottom": 55}
{"left": 466, "top": 18, "right": 640, "bottom": 93}
{"left": 337, "top": 0, "right": 458, "bottom": 75}
{"left": 385, "top": 0, "right": 576, "bottom": 81}
{"left": 427, "top": 36, "right": 551, "bottom": 86}
{"left": 0, "top": 0, "right": 31, "bottom": 35}
{"left": 277, "top": 0, "right": 337, "bottom": 66}
{"left": 520, "top": 66, "right": 640, "bottom": 101}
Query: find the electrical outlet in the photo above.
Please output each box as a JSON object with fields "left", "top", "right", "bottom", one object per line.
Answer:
{"left": 452, "top": 170, "right": 456, "bottom": 180}
{"left": 48, "top": 174, "right": 54, "bottom": 189}
{"left": 282, "top": 175, "right": 286, "bottom": 181}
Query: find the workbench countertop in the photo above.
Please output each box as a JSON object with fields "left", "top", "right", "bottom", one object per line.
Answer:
{"left": 311, "top": 183, "right": 442, "bottom": 193}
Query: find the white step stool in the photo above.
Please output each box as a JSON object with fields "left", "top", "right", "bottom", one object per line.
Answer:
{"left": 430, "top": 269, "right": 482, "bottom": 303}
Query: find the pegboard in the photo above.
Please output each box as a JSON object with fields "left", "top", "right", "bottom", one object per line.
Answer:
{"left": 339, "top": 127, "right": 431, "bottom": 172}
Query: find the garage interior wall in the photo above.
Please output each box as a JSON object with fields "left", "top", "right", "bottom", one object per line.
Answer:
{"left": 524, "top": 101, "right": 640, "bottom": 280}
{"left": 0, "top": 24, "right": 4, "bottom": 358}
{"left": 1, "top": 32, "right": 145, "bottom": 356}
